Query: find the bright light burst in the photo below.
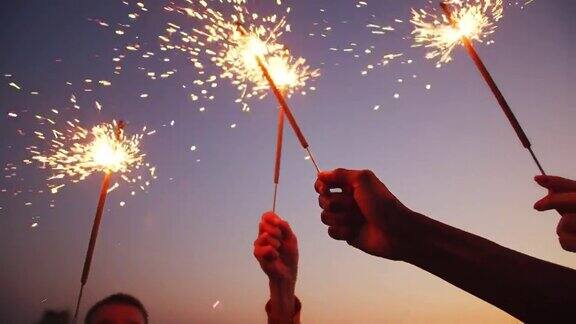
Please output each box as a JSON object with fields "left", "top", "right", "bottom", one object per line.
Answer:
{"left": 411, "top": 0, "right": 503, "bottom": 63}
{"left": 161, "top": 0, "right": 319, "bottom": 111}
{"left": 28, "top": 119, "right": 151, "bottom": 194}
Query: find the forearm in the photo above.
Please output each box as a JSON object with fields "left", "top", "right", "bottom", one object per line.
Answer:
{"left": 268, "top": 279, "right": 297, "bottom": 322}
{"left": 402, "top": 211, "right": 576, "bottom": 321}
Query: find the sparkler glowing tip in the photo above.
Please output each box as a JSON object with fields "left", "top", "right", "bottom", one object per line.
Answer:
{"left": 162, "top": 0, "right": 319, "bottom": 111}
{"left": 411, "top": 0, "right": 503, "bottom": 63}
{"left": 30, "top": 120, "right": 147, "bottom": 193}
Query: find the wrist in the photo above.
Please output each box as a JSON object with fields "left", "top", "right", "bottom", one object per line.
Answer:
{"left": 395, "top": 209, "right": 438, "bottom": 264}
{"left": 400, "top": 210, "right": 467, "bottom": 270}
{"left": 269, "top": 278, "right": 296, "bottom": 300}
{"left": 268, "top": 278, "right": 296, "bottom": 318}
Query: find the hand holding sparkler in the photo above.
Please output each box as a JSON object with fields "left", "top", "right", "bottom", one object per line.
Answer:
{"left": 315, "top": 168, "right": 576, "bottom": 322}
{"left": 534, "top": 175, "right": 576, "bottom": 252}
{"left": 315, "top": 169, "right": 416, "bottom": 259}
{"left": 254, "top": 212, "right": 299, "bottom": 321}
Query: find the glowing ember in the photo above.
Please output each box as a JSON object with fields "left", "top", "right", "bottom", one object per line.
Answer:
{"left": 30, "top": 120, "right": 147, "bottom": 193}
{"left": 161, "top": 0, "right": 319, "bottom": 111}
{"left": 411, "top": 0, "right": 503, "bottom": 63}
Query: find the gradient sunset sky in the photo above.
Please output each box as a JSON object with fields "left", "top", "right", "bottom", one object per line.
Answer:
{"left": 1, "top": 0, "right": 575, "bottom": 323}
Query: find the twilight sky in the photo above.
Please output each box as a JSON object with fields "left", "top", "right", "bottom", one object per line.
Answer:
{"left": 1, "top": 0, "right": 575, "bottom": 323}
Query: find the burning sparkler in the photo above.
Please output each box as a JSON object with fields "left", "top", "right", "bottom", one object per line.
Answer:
{"left": 26, "top": 112, "right": 156, "bottom": 195}
{"left": 231, "top": 23, "right": 321, "bottom": 210}
{"left": 234, "top": 24, "right": 321, "bottom": 173}
{"left": 232, "top": 18, "right": 321, "bottom": 212}
{"left": 31, "top": 121, "right": 146, "bottom": 186}
{"left": 161, "top": 0, "right": 319, "bottom": 112}
{"left": 411, "top": 0, "right": 503, "bottom": 64}
{"left": 162, "top": 0, "right": 321, "bottom": 210}
{"left": 161, "top": 0, "right": 320, "bottom": 161}
{"left": 411, "top": 1, "right": 545, "bottom": 174}
{"left": 28, "top": 118, "right": 150, "bottom": 319}
{"left": 53, "top": 120, "right": 146, "bottom": 320}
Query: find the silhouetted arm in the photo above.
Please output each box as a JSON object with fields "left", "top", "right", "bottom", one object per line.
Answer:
{"left": 405, "top": 213, "right": 576, "bottom": 321}
{"left": 315, "top": 168, "right": 576, "bottom": 322}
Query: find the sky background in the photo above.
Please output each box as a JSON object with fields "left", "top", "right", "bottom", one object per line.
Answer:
{"left": 1, "top": 0, "right": 575, "bottom": 323}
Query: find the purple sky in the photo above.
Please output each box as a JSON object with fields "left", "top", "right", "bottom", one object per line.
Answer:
{"left": 1, "top": 0, "right": 575, "bottom": 322}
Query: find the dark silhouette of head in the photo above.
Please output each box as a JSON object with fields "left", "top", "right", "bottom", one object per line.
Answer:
{"left": 85, "top": 293, "right": 148, "bottom": 324}
{"left": 36, "top": 309, "right": 71, "bottom": 324}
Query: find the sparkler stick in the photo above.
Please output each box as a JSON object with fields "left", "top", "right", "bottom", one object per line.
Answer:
{"left": 257, "top": 57, "right": 321, "bottom": 174}
{"left": 236, "top": 24, "right": 321, "bottom": 174}
{"left": 73, "top": 172, "right": 111, "bottom": 321}
{"left": 73, "top": 121, "right": 125, "bottom": 321}
{"left": 272, "top": 103, "right": 284, "bottom": 213}
{"left": 440, "top": 2, "right": 546, "bottom": 175}
{"left": 28, "top": 115, "right": 150, "bottom": 318}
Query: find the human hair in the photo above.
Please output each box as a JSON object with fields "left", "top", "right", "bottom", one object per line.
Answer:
{"left": 85, "top": 293, "right": 148, "bottom": 324}
{"left": 36, "top": 309, "right": 70, "bottom": 324}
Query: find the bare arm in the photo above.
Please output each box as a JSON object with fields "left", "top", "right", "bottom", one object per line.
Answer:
{"left": 406, "top": 211, "right": 576, "bottom": 321}
{"left": 315, "top": 168, "right": 576, "bottom": 322}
